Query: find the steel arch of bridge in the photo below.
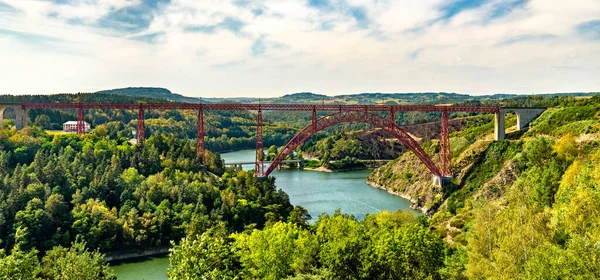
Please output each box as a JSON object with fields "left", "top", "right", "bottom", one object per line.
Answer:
{"left": 262, "top": 110, "right": 442, "bottom": 177}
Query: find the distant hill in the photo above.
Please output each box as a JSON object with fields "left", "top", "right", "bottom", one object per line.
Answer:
{"left": 206, "top": 91, "right": 599, "bottom": 105}
{"left": 95, "top": 87, "right": 202, "bottom": 103}
{"left": 4, "top": 87, "right": 596, "bottom": 106}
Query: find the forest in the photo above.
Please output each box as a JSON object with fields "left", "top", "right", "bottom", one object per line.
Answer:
{"left": 0, "top": 90, "right": 598, "bottom": 279}
{"left": 0, "top": 125, "right": 303, "bottom": 278}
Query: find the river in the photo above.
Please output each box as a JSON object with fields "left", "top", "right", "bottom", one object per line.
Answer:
{"left": 112, "top": 149, "right": 416, "bottom": 279}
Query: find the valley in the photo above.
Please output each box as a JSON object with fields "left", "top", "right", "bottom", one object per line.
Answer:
{"left": 0, "top": 88, "right": 599, "bottom": 279}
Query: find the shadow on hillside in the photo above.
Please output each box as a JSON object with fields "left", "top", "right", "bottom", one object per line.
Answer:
{"left": 505, "top": 128, "right": 528, "bottom": 140}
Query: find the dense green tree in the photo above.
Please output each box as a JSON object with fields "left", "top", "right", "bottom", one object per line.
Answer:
{"left": 267, "top": 145, "right": 278, "bottom": 161}
{"left": 168, "top": 229, "right": 238, "bottom": 280}
{"left": 34, "top": 115, "right": 51, "bottom": 130}
{"left": 288, "top": 206, "right": 311, "bottom": 227}
{"left": 71, "top": 199, "right": 121, "bottom": 251}
{"left": 233, "top": 222, "right": 318, "bottom": 280}
{"left": 93, "top": 125, "right": 108, "bottom": 138}
{"left": 0, "top": 246, "right": 40, "bottom": 279}
{"left": 13, "top": 198, "right": 54, "bottom": 251}
{"left": 39, "top": 241, "right": 115, "bottom": 280}
{"left": 315, "top": 212, "right": 365, "bottom": 279}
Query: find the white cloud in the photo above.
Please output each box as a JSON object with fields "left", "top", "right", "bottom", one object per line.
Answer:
{"left": 0, "top": 0, "right": 598, "bottom": 96}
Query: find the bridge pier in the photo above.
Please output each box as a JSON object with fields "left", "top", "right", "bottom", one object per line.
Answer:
{"left": 0, "top": 105, "right": 28, "bottom": 129}
{"left": 440, "top": 111, "right": 451, "bottom": 177}
{"left": 433, "top": 175, "right": 452, "bottom": 187}
{"left": 494, "top": 109, "right": 507, "bottom": 141}
{"left": 77, "top": 107, "right": 85, "bottom": 134}
{"left": 197, "top": 109, "right": 205, "bottom": 163}
{"left": 137, "top": 105, "right": 145, "bottom": 143}
{"left": 255, "top": 109, "right": 265, "bottom": 177}
{"left": 16, "top": 107, "right": 27, "bottom": 130}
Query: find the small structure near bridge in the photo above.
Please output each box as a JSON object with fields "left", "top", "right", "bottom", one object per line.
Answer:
{"left": 63, "top": 121, "right": 90, "bottom": 132}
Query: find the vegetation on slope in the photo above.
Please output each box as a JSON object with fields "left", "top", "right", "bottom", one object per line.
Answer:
{"left": 368, "top": 94, "right": 600, "bottom": 278}
{"left": 0, "top": 125, "right": 302, "bottom": 278}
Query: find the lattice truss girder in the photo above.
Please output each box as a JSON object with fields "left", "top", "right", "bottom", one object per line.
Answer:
{"left": 265, "top": 110, "right": 443, "bottom": 177}
{"left": 24, "top": 102, "right": 473, "bottom": 176}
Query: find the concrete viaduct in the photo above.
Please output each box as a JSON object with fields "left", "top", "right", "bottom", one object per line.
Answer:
{"left": 494, "top": 108, "right": 546, "bottom": 140}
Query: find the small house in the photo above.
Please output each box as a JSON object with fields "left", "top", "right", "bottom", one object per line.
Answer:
{"left": 63, "top": 121, "right": 90, "bottom": 132}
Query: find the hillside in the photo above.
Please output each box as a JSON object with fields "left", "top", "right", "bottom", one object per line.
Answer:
{"left": 368, "top": 96, "right": 600, "bottom": 216}
{"left": 206, "top": 91, "right": 599, "bottom": 105}
{"left": 366, "top": 94, "right": 600, "bottom": 278}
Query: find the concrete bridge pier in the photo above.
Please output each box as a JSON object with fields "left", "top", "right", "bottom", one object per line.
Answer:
{"left": 494, "top": 108, "right": 545, "bottom": 141}
{"left": 494, "top": 109, "right": 507, "bottom": 141}
{"left": 0, "top": 105, "right": 28, "bottom": 129}
{"left": 433, "top": 175, "right": 452, "bottom": 187}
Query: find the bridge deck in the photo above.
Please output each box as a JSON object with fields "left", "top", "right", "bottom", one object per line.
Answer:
{"left": 225, "top": 160, "right": 303, "bottom": 165}
{"left": 19, "top": 102, "right": 501, "bottom": 113}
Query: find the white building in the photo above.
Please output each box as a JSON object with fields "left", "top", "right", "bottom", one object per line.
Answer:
{"left": 63, "top": 121, "right": 90, "bottom": 132}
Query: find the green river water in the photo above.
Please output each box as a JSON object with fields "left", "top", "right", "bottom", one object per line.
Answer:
{"left": 111, "top": 149, "right": 416, "bottom": 279}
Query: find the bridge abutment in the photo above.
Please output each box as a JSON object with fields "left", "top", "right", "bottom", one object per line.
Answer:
{"left": 516, "top": 108, "right": 546, "bottom": 130}
{"left": 494, "top": 108, "right": 545, "bottom": 141}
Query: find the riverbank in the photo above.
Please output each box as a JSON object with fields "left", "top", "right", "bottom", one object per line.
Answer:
{"left": 106, "top": 247, "right": 169, "bottom": 262}
{"left": 300, "top": 159, "right": 389, "bottom": 172}
{"left": 365, "top": 179, "right": 430, "bottom": 215}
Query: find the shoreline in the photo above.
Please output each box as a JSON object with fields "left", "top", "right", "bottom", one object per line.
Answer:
{"left": 302, "top": 165, "right": 373, "bottom": 172}
{"left": 106, "top": 247, "right": 170, "bottom": 262}
{"left": 364, "top": 179, "right": 430, "bottom": 215}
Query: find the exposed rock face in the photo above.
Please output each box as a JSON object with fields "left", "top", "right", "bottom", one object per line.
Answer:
{"left": 366, "top": 137, "right": 519, "bottom": 215}
{"left": 366, "top": 150, "right": 443, "bottom": 216}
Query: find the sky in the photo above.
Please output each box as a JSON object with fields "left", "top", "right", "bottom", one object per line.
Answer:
{"left": 0, "top": 0, "right": 598, "bottom": 97}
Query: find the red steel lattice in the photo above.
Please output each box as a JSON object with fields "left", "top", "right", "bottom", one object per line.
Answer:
{"left": 20, "top": 102, "right": 503, "bottom": 178}
{"left": 76, "top": 107, "right": 85, "bottom": 135}
{"left": 137, "top": 105, "right": 145, "bottom": 143}
{"left": 255, "top": 109, "right": 265, "bottom": 177}
{"left": 197, "top": 109, "right": 205, "bottom": 163}
{"left": 440, "top": 111, "right": 451, "bottom": 177}
{"left": 265, "top": 110, "right": 443, "bottom": 177}
{"left": 21, "top": 102, "right": 500, "bottom": 113}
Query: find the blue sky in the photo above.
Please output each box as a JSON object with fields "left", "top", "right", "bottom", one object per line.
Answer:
{"left": 0, "top": 0, "right": 598, "bottom": 97}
